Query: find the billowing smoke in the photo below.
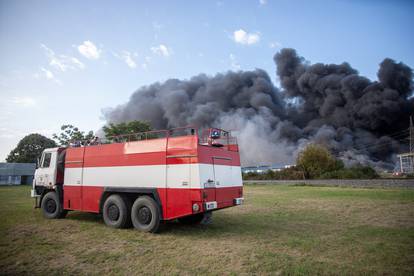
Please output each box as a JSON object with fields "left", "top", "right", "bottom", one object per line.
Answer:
{"left": 104, "top": 48, "right": 413, "bottom": 169}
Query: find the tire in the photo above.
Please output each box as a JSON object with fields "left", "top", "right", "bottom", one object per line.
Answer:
{"left": 178, "top": 212, "right": 212, "bottom": 225}
{"left": 41, "top": 191, "right": 67, "bottom": 219}
{"left": 131, "top": 196, "right": 161, "bottom": 233}
{"left": 102, "top": 194, "right": 130, "bottom": 229}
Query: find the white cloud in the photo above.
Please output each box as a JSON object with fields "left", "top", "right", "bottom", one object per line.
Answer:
{"left": 41, "top": 44, "right": 85, "bottom": 72}
{"left": 259, "top": 0, "right": 267, "bottom": 5}
{"left": 36, "top": 67, "right": 62, "bottom": 85}
{"left": 150, "top": 44, "right": 171, "bottom": 57}
{"left": 113, "top": 51, "right": 139, "bottom": 69}
{"left": 229, "top": 54, "right": 241, "bottom": 70}
{"left": 141, "top": 56, "right": 151, "bottom": 70}
{"left": 0, "top": 127, "right": 26, "bottom": 139}
{"left": 41, "top": 67, "right": 54, "bottom": 80}
{"left": 10, "top": 96, "right": 36, "bottom": 107}
{"left": 77, "top": 41, "right": 101, "bottom": 60}
{"left": 269, "top": 41, "right": 282, "bottom": 49}
{"left": 124, "top": 55, "right": 136, "bottom": 68}
{"left": 233, "top": 29, "right": 260, "bottom": 45}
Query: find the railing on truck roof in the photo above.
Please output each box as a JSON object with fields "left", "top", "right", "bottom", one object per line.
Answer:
{"left": 68, "top": 126, "right": 238, "bottom": 150}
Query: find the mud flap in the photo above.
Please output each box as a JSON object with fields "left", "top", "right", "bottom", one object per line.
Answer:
{"left": 200, "top": 211, "right": 213, "bottom": 225}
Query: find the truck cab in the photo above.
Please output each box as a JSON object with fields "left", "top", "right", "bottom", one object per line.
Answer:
{"left": 32, "top": 147, "right": 65, "bottom": 196}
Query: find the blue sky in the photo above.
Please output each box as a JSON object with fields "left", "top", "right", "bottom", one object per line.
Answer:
{"left": 0, "top": 0, "right": 413, "bottom": 161}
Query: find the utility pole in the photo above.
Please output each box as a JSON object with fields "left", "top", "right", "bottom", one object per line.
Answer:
{"left": 397, "top": 117, "right": 414, "bottom": 174}
{"left": 410, "top": 116, "right": 413, "bottom": 153}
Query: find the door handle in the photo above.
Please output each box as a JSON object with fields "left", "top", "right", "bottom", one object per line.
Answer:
{"left": 182, "top": 181, "right": 188, "bottom": 186}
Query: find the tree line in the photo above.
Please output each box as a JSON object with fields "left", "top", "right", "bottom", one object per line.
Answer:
{"left": 243, "top": 144, "right": 379, "bottom": 180}
{"left": 6, "top": 122, "right": 379, "bottom": 179}
{"left": 6, "top": 121, "right": 151, "bottom": 164}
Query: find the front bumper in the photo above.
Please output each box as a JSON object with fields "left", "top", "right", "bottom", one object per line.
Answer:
{"left": 31, "top": 189, "right": 40, "bottom": 198}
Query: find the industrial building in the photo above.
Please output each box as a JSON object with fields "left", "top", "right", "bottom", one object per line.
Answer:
{"left": 0, "top": 163, "right": 36, "bottom": 185}
{"left": 242, "top": 165, "right": 294, "bottom": 174}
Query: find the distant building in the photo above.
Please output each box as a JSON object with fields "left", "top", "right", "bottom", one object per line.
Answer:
{"left": 397, "top": 153, "right": 414, "bottom": 174}
{"left": 242, "top": 165, "right": 295, "bottom": 174}
{"left": 0, "top": 163, "right": 36, "bottom": 185}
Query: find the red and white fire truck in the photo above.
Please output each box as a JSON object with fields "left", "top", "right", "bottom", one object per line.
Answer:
{"left": 31, "top": 127, "right": 243, "bottom": 232}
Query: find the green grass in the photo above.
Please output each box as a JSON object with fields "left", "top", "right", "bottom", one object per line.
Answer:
{"left": 0, "top": 185, "right": 413, "bottom": 275}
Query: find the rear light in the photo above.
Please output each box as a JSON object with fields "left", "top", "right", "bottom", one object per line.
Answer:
{"left": 192, "top": 203, "right": 200, "bottom": 213}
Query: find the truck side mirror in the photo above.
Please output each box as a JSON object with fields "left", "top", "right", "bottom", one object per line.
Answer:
{"left": 36, "top": 157, "right": 40, "bottom": 169}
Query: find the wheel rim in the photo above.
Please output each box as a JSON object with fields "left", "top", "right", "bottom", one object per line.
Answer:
{"left": 108, "top": 204, "right": 120, "bottom": 221}
{"left": 45, "top": 198, "right": 57, "bottom": 213}
{"left": 137, "top": 206, "right": 152, "bottom": 225}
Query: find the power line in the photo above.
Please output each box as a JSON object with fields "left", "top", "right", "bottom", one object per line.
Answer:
{"left": 351, "top": 129, "right": 409, "bottom": 142}
{"left": 354, "top": 137, "right": 407, "bottom": 152}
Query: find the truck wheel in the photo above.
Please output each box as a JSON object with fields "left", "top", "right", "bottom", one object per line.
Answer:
{"left": 178, "top": 213, "right": 208, "bottom": 225}
{"left": 41, "top": 191, "right": 67, "bottom": 219}
{"left": 103, "top": 194, "right": 130, "bottom": 229}
{"left": 131, "top": 196, "right": 160, "bottom": 233}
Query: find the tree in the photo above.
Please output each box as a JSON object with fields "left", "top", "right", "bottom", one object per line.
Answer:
{"left": 103, "top": 121, "right": 152, "bottom": 139}
{"left": 6, "top": 134, "right": 57, "bottom": 163}
{"left": 53, "top": 124, "right": 94, "bottom": 146}
{"left": 296, "top": 144, "right": 342, "bottom": 179}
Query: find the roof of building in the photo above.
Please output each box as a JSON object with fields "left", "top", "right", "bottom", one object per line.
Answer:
{"left": 0, "top": 163, "right": 36, "bottom": 176}
{"left": 398, "top": 152, "right": 414, "bottom": 157}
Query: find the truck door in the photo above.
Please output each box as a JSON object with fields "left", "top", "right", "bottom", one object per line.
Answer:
{"left": 63, "top": 147, "right": 85, "bottom": 210}
{"left": 166, "top": 157, "right": 192, "bottom": 219}
{"left": 213, "top": 157, "right": 233, "bottom": 204}
{"left": 34, "top": 149, "right": 57, "bottom": 188}
{"left": 201, "top": 162, "right": 216, "bottom": 203}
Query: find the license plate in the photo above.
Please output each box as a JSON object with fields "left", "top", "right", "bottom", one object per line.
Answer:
{"left": 205, "top": 201, "right": 217, "bottom": 210}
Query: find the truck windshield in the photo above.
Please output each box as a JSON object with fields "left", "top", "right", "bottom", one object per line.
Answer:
{"left": 42, "top": 152, "right": 52, "bottom": 168}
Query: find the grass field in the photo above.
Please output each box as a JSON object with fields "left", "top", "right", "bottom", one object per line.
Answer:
{"left": 0, "top": 185, "right": 413, "bottom": 275}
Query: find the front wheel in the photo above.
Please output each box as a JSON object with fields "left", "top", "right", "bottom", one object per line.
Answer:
{"left": 131, "top": 196, "right": 161, "bottom": 233}
{"left": 41, "top": 191, "right": 67, "bottom": 219}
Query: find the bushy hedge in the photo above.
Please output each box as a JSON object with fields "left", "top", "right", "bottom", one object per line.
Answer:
{"left": 319, "top": 165, "right": 379, "bottom": 179}
{"left": 243, "top": 167, "right": 305, "bottom": 180}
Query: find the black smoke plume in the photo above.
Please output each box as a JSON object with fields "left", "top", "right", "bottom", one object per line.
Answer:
{"left": 104, "top": 48, "right": 414, "bottom": 169}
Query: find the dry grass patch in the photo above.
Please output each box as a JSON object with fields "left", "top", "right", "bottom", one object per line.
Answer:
{"left": 0, "top": 185, "right": 413, "bottom": 275}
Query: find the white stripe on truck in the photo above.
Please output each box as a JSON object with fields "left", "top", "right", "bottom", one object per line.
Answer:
{"left": 64, "top": 163, "right": 242, "bottom": 189}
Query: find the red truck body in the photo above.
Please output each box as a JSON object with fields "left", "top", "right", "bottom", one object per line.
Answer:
{"left": 32, "top": 127, "right": 243, "bottom": 232}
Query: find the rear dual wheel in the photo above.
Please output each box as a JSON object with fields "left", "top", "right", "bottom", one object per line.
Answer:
{"left": 131, "top": 196, "right": 161, "bottom": 233}
{"left": 103, "top": 194, "right": 161, "bottom": 233}
{"left": 103, "top": 194, "right": 131, "bottom": 229}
